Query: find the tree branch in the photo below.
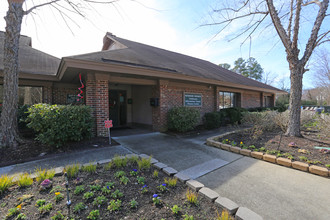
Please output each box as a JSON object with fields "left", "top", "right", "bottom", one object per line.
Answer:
{"left": 292, "top": 0, "right": 302, "bottom": 51}
{"left": 301, "top": 0, "right": 329, "bottom": 65}
{"left": 266, "top": 0, "right": 292, "bottom": 53}
{"left": 24, "top": 0, "right": 61, "bottom": 15}
{"left": 303, "top": 0, "right": 322, "bottom": 7}
{"left": 287, "top": 0, "right": 294, "bottom": 40}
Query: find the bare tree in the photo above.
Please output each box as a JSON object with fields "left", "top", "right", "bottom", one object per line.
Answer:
{"left": 204, "top": 0, "right": 329, "bottom": 136}
{"left": 312, "top": 49, "right": 330, "bottom": 104}
{"left": 262, "top": 71, "right": 277, "bottom": 86}
{"left": 1, "top": 0, "right": 118, "bottom": 148}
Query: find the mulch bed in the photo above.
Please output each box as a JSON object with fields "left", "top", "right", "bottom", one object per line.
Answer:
{"left": 219, "top": 128, "right": 330, "bottom": 168}
{"left": 0, "top": 162, "right": 224, "bottom": 219}
{"left": 0, "top": 134, "right": 119, "bottom": 168}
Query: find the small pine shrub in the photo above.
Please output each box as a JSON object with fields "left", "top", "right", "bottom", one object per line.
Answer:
{"left": 216, "top": 210, "right": 234, "bottom": 220}
{"left": 112, "top": 155, "right": 127, "bottom": 168}
{"left": 82, "top": 163, "right": 97, "bottom": 174}
{"left": 35, "top": 168, "right": 55, "bottom": 183}
{"left": 17, "top": 173, "right": 33, "bottom": 188}
{"left": 168, "top": 107, "right": 200, "bottom": 132}
{"left": 127, "top": 155, "right": 139, "bottom": 165}
{"left": 153, "top": 170, "right": 159, "bottom": 178}
{"left": 0, "top": 175, "right": 13, "bottom": 195}
{"left": 104, "top": 162, "right": 113, "bottom": 170}
{"left": 64, "top": 164, "right": 80, "bottom": 178}
{"left": 186, "top": 189, "right": 198, "bottom": 205}
{"left": 164, "top": 177, "right": 177, "bottom": 187}
{"left": 137, "top": 157, "right": 151, "bottom": 170}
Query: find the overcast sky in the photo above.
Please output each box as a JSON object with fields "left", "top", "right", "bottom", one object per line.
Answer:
{"left": 1, "top": 0, "right": 329, "bottom": 89}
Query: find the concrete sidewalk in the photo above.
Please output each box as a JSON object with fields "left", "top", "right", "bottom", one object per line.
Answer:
{"left": 114, "top": 132, "right": 330, "bottom": 220}
{"left": 1, "top": 128, "right": 329, "bottom": 219}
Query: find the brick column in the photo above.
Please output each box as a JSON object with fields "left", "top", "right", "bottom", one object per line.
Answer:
{"left": 152, "top": 80, "right": 169, "bottom": 131}
{"left": 95, "top": 79, "right": 109, "bottom": 136}
{"left": 86, "top": 73, "right": 97, "bottom": 136}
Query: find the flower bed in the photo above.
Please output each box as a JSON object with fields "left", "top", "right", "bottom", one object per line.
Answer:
{"left": 207, "top": 129, "right": 330, "bottom": 178}
{"left": 0, "top": 155, "right": 233, "bottom": 219}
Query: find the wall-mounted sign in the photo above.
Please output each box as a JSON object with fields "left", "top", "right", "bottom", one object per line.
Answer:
{"left": 184, "top": 93, "right": 202, "bottom": 107}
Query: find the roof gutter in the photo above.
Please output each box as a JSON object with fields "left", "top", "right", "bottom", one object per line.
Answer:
{"left": 60, "top": 58, "right": 287, "bottom": 94}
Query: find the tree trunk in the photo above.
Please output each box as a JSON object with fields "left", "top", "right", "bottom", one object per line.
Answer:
{"left": 285, "top": 64, "right": 304, "bottom": 137}
{"left": 0, "top": 1, "right": 24, "bottom": 148}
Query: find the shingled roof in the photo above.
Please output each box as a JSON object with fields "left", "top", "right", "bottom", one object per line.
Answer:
{"left": 0, "top": 31, "right": 60, "bottom": 77}
{"left": 67, "top": 32, "right": 283, "bottom": 93}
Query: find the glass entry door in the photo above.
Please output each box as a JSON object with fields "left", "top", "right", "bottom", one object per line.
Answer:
{"left": 109, "top": 90, "right": 127, "bottom": 127}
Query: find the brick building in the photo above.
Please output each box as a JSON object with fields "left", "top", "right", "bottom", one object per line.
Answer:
{"left": 0, "top": 32, "right": 285, "bottom": 136}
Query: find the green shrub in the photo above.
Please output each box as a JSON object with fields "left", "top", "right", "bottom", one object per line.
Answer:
{"left": 168, "top": 107, "right": 200, "bottom": 132}
{"left": 220, "top": 107, "right": 246, "bottom": 124}
{"left": 26, "top": 104, "right": 93, "bottom": 147}
{"left": 204, "top": 112, "right": 222, "bottom": 129}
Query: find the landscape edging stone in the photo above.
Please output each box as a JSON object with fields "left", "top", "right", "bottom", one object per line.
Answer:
{"left": 207, "top": 130, "right": 329, "bottom": 178}
{"left": 15, "top": 153, "right": 262, "bottom": 220}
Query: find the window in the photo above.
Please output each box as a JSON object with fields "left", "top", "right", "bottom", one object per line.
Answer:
{"left": 0, "top": 85, "right": 42, "bottom": 106}
{"left": 219, "top": 91, "right": 239, "bottom": 109}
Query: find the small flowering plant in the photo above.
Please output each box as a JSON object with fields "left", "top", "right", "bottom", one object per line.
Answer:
{"left": 152, "top": 194, "right": 160, "bottom": 205}
{"left": 157, "top": 183, "right": 167, "bottom": 192}
{"left": 222, "top": 139, "right": 230, "bottom": 144}
{"left": 141, "top": 185, "right": 148, "bottom": 194}
{"left": 239, "top": 141, "right": 245, "bottom": 148}
{"left": 130, "top": 169, "right": 138, "bottom": 176}
{"left": 231, "top": 141, "right": 237, "bottom": 146}
{"left": 54, "top": 192, "right": 64, "bottom": 202}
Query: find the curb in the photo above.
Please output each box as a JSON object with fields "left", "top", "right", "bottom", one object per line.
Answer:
{"left": 206, "top": 132, "right": 330, "bottom": 178}
{"left": 9, "top": 153, "right": 263, "bottom": 220}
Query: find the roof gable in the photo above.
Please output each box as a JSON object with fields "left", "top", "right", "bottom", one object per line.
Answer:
{"left": 67, "top": 33, "right": 283, "bottom": 93}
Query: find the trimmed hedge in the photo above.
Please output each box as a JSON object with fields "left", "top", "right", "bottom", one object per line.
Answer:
{"left": 26, "top": 104, "right": 93, "bottom": 147}
{"left": 167, "top": 106, "right": 200, "bottom": 132}
{"left": 204, "top": 108, "right": 246, "bottom": 129}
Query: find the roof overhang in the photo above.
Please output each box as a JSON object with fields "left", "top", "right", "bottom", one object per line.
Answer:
{"left": 57, "top": 58, "right": 287, "bottom": 94}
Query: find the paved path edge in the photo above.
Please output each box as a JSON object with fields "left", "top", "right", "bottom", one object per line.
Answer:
{"left": 206, "top": 131, "right": 330, "bottom": 178}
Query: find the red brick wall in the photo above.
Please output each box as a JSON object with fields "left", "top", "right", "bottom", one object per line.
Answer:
{"left": 153, "top": 81, "right": 216, "bottom": 131}
{"left": 52, "top": 87, "right": 83, "bottom": 104}
{"left": 242, "top": 91, "right": 261, "bottom": 108}
{"left": 86, "top": 78, "right": 109, "bottom": 137}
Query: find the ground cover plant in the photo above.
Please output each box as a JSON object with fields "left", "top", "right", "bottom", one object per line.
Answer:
{"left": 0, "top": 156, "right": 232, "bottom": 219}
{"left": 219, "top": 111, "right": 330, "bottom": 168}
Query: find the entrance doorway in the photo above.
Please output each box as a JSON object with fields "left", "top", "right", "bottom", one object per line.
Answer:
{"left": 109, "top": 90, "right": 127, "bottom": 127}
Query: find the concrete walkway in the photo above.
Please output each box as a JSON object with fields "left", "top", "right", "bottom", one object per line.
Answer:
{"left": 114, "top": 131, "right": 330, "bottom": 220}
{"left": 1, "top": 128, "right": 329, "bottom": 219}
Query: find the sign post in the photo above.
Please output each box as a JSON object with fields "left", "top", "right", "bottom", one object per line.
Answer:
{"left": 104, "top": 119, "right": 113, "bottom": 145}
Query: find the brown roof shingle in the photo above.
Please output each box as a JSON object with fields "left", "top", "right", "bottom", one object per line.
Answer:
{"left": 0, "top": 31, "right": 60, "bottom": 76}
{"left": 68, "top": 33, "right": 283, "bottom": 92}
